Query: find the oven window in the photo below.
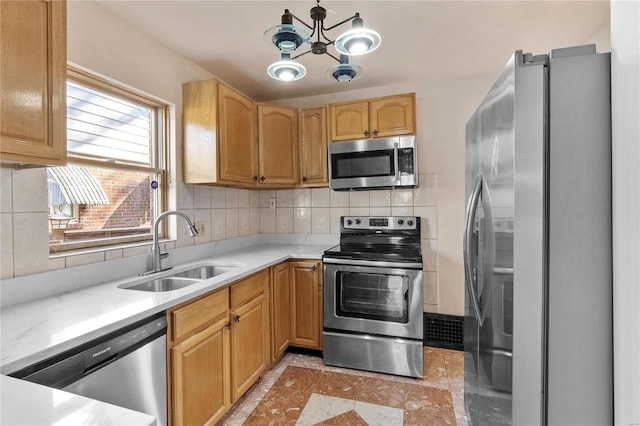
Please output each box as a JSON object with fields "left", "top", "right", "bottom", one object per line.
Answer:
{"left": 336, "top": 272, "right": 408, "bottom": 323}
{"left": 331, "top": 150, "right": 394, "bottom": 179}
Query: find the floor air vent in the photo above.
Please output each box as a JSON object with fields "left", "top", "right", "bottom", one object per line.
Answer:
{"left": 424, "top": 313, "right": 464, "bottom": 351}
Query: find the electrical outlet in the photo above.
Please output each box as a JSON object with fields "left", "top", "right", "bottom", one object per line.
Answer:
{"left": 194, "top": 221, "right": 205, "bottom": 234}
{"left": 269, "top": 198, "right": 276, "bottom": 209}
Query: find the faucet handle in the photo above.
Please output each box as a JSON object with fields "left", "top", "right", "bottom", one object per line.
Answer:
{"left": 159, "top": 243, "right": 169, "bottom": 259}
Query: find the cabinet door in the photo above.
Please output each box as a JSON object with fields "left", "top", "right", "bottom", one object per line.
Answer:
{"left": 271, "top": 262, "right": 291, "bottom": 360}
{"left": 369, "top": 93, "right": 416, "bottom": 138}
{"left": 257, "top": 104, "right": 299, "bottom": 185}
{"left": 231, "top": 293, "right": 269, "bottom": 402}
{"left": 182, "top": 79, "right": 218, "bottom": 184}
{"left": 171, "top": 316, "right": 231, "bottom": 426}
{"left": 0, "top": 0, "right": 66, "bottom": 166}
{"left": 218, "top": 83, "right": 257, "bottom": 185}
{"left": 329, "top": 101, "right": 369, "bottom": 142}
{"left": 290, "top": 261, "right": 322, "bottom": 349}
{"left": 299, "top": 106, "right": 329, "bottom": 187}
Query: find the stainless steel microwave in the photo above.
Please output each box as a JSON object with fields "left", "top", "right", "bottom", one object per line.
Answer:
{"left": 328, "top": 135, "right": 418, "bottom": 191}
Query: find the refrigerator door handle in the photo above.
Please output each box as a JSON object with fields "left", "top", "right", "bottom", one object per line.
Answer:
{"left": 464, "top": 175, "right": 484, "bottom": 326}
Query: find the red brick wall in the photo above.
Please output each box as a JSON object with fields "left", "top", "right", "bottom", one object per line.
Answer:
{"left": 77, "top": 168, "right": 153, "bottom": 230}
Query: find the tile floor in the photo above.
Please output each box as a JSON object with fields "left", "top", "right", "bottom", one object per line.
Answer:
{"left": 219, "top": 346, "right": 466, "bottom": 425}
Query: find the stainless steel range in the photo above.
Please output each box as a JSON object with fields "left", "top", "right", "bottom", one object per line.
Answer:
{"left": 322, "top": 216, "right": 424, "bottom": 378}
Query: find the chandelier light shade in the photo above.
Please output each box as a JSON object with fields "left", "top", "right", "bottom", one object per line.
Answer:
{"left": 264, "top": 0, "right": 381, "bottom": 82}
{"left": 267, "top": 53, "right": 307, "bottom": 81}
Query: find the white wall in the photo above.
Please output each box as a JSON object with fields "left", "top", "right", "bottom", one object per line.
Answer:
{"left": 611, "top": 1, "right": 640, "bottom": 424}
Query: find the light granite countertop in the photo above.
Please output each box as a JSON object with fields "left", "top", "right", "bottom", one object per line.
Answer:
{"left": 0, "top": 240, "right": 331, "bottom": 426}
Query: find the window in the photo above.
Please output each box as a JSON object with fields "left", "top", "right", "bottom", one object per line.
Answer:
{"left": 48, "top": 67, "right": 167, "bottom": 252}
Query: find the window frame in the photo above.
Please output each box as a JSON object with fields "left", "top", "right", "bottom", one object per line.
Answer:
{"left": 49, "top": 66, "right": 169, "bottom": 253}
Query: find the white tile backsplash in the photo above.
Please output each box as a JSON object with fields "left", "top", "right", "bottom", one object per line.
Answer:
{"left": 276, "top": 207, "right": 294, "bottom": 234}
{"left": 193, "top": 185, "right": 211, "bottom": 208}
{"left": 13, "top": 212, "right": 49, "bottom": 276}
{"left": 211, "top": 187, "right": 227, "bottom": 208}
{"left": 311, "top": 188, "right": 330, "bottom": 207}
{"left": 12, "top": 169, "right": 47, "bottom": 213}
{"left": 0, "top": 213, "right": 14, "bottom": 279}
{"left": 311, "top": 208, "right": 330, "bottom": 234}
{"left": 0, "top": 168, "right": 12, "bottom": 213}
{"left": 293, "top": 189, "right": 311, "bottom": 207}
{"left": 294, "top": 207, "right": 311, "bottom": 233}
{"left": 2, "top": 171, "right": 441, "bottom": 312}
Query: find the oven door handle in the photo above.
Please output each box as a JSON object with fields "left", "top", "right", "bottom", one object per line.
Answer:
{"left": 463, "top": 175, "right": 484, "bottom": 326}
{"left": 322, "top": 257, "right": 423, "bottom": 269}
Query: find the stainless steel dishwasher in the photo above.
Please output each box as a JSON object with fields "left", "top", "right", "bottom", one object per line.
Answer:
{"left": 10, "top": 312, "right": 167, "bottom": 426}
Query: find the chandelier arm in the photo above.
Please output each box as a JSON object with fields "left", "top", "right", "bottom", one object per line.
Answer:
{"left": 325, "top": 51, "right": 342, "bottom": 63}
{"left": 287, "top": 10, "right": 315, "bottom": 31}
{"left": 319, "top": 27, "right": 336, "bottom": 44}
{"left": 323, "top": 14, "right": 359, "bottom": 32}
{"left": 291, "top": 50, "right": 312, "bottom": 60}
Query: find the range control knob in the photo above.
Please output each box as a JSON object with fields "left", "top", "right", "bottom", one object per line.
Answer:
{"left": 407, "top": 220, "right": 414, "bottom": 226}
{"left": 346, "top": 219, "right": 353, "bottom": 225}
{"left": 397, "top": 219, "right": 404, "bottom": 225}
{"left": 355, "top": 218, "right": 361, "bottom": 225}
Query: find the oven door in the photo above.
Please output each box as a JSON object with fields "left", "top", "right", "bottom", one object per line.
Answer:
{"left": 323, "top": 261, "right": 423, "bottom": 340}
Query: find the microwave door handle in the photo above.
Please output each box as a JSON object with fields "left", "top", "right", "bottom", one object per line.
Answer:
{"left": 394, "top": 142, "right": 400, "bottom": 182}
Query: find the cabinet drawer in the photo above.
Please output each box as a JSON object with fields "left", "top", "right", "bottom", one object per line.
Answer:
{"left": 170, "top": 287, "right": 229, "bottom": 341}
{"left": 230, "top": 270, "right": 268, "bottom": 309}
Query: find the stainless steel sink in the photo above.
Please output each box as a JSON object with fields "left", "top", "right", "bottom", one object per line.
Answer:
{"left": 119, "top": 277, "right": 199, "bottom": 292}
{"left": 118, "top": 263, "right": 242, "bottom": 292}
{"left": 172, "top": 265, "right": 238, "bottom": 280}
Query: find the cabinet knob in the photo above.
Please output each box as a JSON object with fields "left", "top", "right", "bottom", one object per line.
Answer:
{"left": 253, "top": 176, "right": 258, "bottom": 182}
{"left": 372, "top": 129, "right": 379, "bottom": 136}
{"left": 311, "top": 264, "right": 318, "bottom": 272}
{"left": 302, "top": 176, "right": 307, "bottom": 182}
{"left": 260, "top": 176, "right": 266, "bottom": 182}
{"left": 363, "top": 130, "right": 370, "bottom": 137}
{"left": 225, "top": 321, "right": 232, "bottom": 329}
{"left": 233, "top": 313, "right": 241, "bottom": 323}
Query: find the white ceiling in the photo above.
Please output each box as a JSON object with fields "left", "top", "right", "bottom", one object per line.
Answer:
{"left": 95, "top": 0, "right": 610, "bottom": 102}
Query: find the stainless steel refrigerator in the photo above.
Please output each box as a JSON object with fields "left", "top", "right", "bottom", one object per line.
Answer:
{"left": 463, "top": 45, "right": 613, "bottom": 425}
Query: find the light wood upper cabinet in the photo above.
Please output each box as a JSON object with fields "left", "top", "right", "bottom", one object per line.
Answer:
{"left": 218, "top": 84, "right": 258, "bottom": 185}
{"left": 330, "top": 93, "right": 416, "bottom": 141}
{"left": 290, "top": 260, "right": 323, "bottom": 350}
{"left": 299, "top": 106, "right": 329, "bottom": 187}
{"left": 0, "top": 0, "right": 67, "bottom": 166}
{"left": 270, "top": 262, "right": 291, "bottom": 361}
{"left": 183, "top": 79, "right": 257, "bottom": 186}
{"left": 329, "top": 101, "right": 369, "bottom": 142}
{"left": 257, "top": 104, "right": 299, "bottom": 186}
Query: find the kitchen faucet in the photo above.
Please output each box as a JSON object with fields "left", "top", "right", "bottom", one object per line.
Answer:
{"left": 140, "top": 210, "right": 199, "bottom": 276}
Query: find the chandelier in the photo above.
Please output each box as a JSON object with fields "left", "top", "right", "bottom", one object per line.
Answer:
{"left": 264, "top": 0, "right": 382, "bottom": 82}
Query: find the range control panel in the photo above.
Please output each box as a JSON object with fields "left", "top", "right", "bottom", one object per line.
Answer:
{"left": 341, "top": 216, "right": 419, "bottom": 231}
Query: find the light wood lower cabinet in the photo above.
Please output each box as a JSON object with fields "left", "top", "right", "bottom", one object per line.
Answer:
{"left": 271, "top": 261, "right": 291, "bottom": 361}
{"left": 167, "top": 263, "right": 322, "bottom": 424}
{"left": 170, "top": 315, "right": 230, "bottom": 426}
{"left": 290, "top": 260, "right": 323, "bottom": 350}
{"left": 230, "top": 270, "right": 270, "bottom": 402}
{"left": 167, "top": 270, "right": 269, "bottom": 425}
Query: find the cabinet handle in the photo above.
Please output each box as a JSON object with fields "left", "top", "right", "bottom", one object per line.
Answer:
{"left": 260, "top": 176, "right": 266, "bottom": 182}
{"left": 363, "top": 130, "right": 370, "bottom": 137}
{"left": 253, "top": 176, "right": 258, "bottom": 182}
{"left": 302, "top": 176, "right": 307, "bottom": 182}
{"left": 372, "top": 129, "right": 379, "bottom": 136}
{"left": 233, "top": 313, "right": 240, "bottom": 323}
{"left": 225, "top": 321, "right": 232, "bottom": 329}
{"left": 311, "top": 264, "right": 317, "bottom": 272}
